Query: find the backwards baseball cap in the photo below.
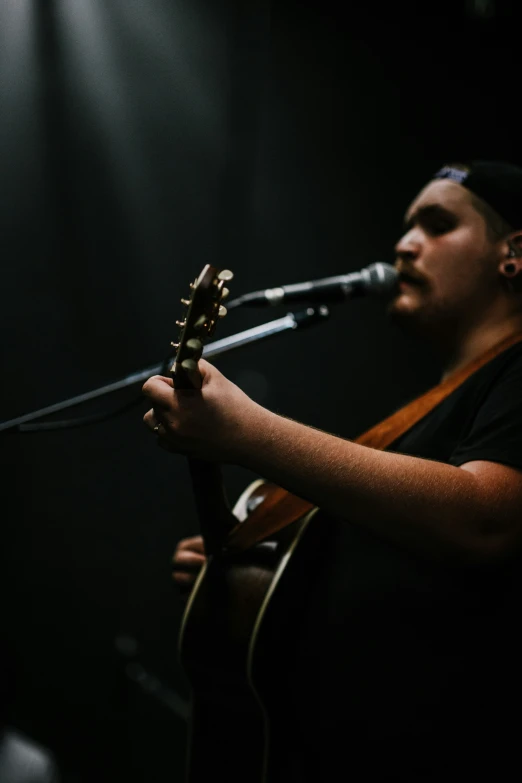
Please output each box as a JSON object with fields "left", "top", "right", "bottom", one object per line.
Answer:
{"left": 434, "top": 160, "right": 522, "bottom": 231}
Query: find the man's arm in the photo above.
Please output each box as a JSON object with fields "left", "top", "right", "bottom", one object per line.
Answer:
{"left": 232, "top": 408, "right": 522, "bottom": 563}
{"left": 143, "top": 362, "right": 522, "bottom": 565}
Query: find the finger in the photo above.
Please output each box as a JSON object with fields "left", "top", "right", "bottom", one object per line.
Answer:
{"left": 144, "top": 374, "right": 175, "bottom": 390}
{"left": 143, "top": 407, "right": 158, "bottom": 427}
{"left": 143, "top": 408, "right": 166, "bottom": 437}
{"left": 142, "top": 375, "right": 175, "bottom": 406}
{"left": 173, "top": 551, "right": 206, "bottom": 570}
{"left": 175, "top": 536, "right": 205, "bottom": 554}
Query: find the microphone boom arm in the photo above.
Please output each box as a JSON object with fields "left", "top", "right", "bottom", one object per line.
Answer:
{"left": 0, "top": 306, "right": 330, "bottom": 433}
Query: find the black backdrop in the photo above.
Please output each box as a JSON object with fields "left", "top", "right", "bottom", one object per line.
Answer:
{"left": 1, "top": 1, "right": 521, "bottom": 781}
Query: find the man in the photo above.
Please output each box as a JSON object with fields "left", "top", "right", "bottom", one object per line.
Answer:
{"left": 143, "top": 161, "right": 522, "bottom": 780}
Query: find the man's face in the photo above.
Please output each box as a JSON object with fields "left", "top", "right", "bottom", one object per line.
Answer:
{"left": 389, "top": 179, "right": 501, "bottom": 337}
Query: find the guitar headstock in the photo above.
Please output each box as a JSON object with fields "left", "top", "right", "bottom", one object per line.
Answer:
{"left": 170, "top": 264, "right": 233, "bottom": 390}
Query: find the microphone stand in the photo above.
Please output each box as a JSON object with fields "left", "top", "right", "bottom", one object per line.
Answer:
{"left": 0, "top": 305, "right": 329, "bottom": 433}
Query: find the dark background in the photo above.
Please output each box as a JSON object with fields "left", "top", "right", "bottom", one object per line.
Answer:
{"left": 1, "top": 0, "right": 521, "bottom": 780}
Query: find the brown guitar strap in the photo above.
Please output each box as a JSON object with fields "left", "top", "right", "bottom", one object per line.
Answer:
{"left": 226, "top": 331, "right": 522, "bottom": 551}
{"left": 356, "top": 330, "right": 522, "bottom": 449}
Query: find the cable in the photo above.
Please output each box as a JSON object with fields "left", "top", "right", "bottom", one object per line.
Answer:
{"left": 2, "top": 352, "right": 174, "bottom": 434}
{"left": 16, "top": 393, "right": 146, "bottom": 432}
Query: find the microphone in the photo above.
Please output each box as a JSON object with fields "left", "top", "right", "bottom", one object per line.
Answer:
{"left": 227, "top": 262, "right": 398, "bottom": 308}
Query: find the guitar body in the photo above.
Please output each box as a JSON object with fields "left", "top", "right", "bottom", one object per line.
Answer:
{"left": 179, "top": 479, "right": 508, "bottom": 783}
{"left": 179, "top": 481, "right": 328, "bottom": 783}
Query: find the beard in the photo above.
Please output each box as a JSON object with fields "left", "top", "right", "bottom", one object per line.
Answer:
{"left": 386, "top": 287, "right": 467, "bottom": 345}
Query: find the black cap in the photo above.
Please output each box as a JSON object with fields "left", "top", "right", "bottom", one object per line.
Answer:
{"left": 434, "top": 160, "right": 522, "bottom": 231}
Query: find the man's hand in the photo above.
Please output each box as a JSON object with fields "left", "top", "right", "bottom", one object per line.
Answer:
{"left": 172, "top": 535, "right": 207, "bottom": 592}
{"left": 142, "top": 359, "right": 262, "bottom": 463}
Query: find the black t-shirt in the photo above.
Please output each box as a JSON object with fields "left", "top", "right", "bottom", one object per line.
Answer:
{"left": 391, "top": 339, "right": 522, "bottom": 471}
{"left": 286, "top": 342, "right": 522, "bottom": 783}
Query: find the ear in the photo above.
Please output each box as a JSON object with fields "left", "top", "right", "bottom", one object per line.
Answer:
{"left": 499, "top": 231, "right": 522, "bottom": 279}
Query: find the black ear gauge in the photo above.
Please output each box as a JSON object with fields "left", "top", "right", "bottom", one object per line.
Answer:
{"left": 503, "top": 261, "right": 517, "bottom": 276}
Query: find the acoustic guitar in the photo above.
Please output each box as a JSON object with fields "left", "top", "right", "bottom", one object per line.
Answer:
{"left": 172, "top": 265, "right": 326, "bottom": 783}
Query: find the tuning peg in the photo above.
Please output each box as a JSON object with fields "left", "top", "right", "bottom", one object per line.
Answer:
{"left": 180, "top": 298, "right": 190, "bottom": 306}
{"left": 218, "top": 305, "right": 227, "bottom": 318}
{"left": 176, "top": 319, "right": 187, "bottom": 328}
{"left": 217, "top": 269, "right": 233, "bottom": 282}
{"left": 170, "top": 342, "right": 180, "bottom": 349}
{"left": 220, "top": 287, "right": 230, "bottom": 299}
{"left": 194, "top": 314, "right": 207, "bottom": 330}
{"left": 186, "top": 338, "right": 203, "bottom": 357}
{"left": 181, "top": 358, "right": 202, "bottom": 389}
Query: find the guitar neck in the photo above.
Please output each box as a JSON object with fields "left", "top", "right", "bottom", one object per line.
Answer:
{"left": 172, "top": 365, "right": 236, "bottom": 556}
{"left": 186, "top": 457, "right": 236, "bottom": 557}
{"left": 169, "top": 263, "right": 236, "bottom": 556}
